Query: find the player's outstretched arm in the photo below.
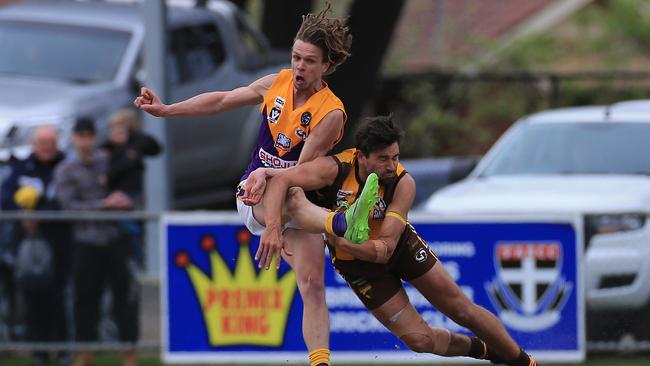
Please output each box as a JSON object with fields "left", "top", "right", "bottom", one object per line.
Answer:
{"left": 133, "top": 74, "right": 276, "bottom": 117}
{"left": 334, "top": 174, "right": 416, "bottom": 263}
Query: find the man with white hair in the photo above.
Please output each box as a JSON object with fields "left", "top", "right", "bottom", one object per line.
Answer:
{"left": 0, "top": 125, "right": 71, "bottom": 366}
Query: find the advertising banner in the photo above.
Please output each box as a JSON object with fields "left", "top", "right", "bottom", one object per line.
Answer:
{"left": 161, "top": 213, "right": 583, "bottom": 363}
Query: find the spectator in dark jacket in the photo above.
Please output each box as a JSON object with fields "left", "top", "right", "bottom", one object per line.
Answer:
{"left": 0, "top": 126, "right": 71, "bottom": 366}
{"left": 100, "top": 109, "right": 161, "bottom": 206}
{"left": 55, "top": 118, "right": 139, "bottom": 366}
{"left": 100, "top": 108, "right": 161, "bottom": 266}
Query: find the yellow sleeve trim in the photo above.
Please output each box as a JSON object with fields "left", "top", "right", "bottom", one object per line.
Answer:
{"left": 325, "top": 212, "right": 337, "bottom": 236}
{"left": 386, "top": 211, "right": 407, "bottom": 225}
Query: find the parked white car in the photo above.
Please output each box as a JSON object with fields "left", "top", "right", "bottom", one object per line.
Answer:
{"left": 422, "top": 100, "right": 650, "bottom": 311}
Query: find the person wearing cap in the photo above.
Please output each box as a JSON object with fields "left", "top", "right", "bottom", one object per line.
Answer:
{"left": 0, "top": 126, "right": 71, "bottom": 366}
{"left": 54, "top": 117, "right": 139, "bottom": 366}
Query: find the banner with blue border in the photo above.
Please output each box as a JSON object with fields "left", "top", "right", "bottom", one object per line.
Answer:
{"left": 161, "top": 213, "right": 584, "bottom": 364}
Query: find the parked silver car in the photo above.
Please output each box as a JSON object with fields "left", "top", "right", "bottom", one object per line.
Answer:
{"left": 0, "top": 0, "right": 284, "bottom": 207}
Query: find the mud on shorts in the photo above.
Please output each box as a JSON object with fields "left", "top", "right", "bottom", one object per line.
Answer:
{"left": 333, "top": 224, "right": 438, "bottom": 310}
{"left": 236, "top": 180, "right": 302, "bottom": 236}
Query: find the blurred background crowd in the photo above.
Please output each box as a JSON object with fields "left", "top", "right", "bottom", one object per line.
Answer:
{"left": 0, "top": 109, "right": 160, "bottom": 366}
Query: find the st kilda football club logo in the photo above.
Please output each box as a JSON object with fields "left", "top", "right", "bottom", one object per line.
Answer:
{"left": 485, "top": 241, "right": 572, "bottom": 331}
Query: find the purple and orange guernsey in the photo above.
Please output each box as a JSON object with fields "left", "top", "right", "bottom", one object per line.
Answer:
{"left": 241, "top": 69, "right": 346, "bottom": 181}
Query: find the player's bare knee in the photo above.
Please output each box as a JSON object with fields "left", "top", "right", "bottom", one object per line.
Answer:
{"left": 385, "top": 303, "right": 452, "bottom": 355}
{"left": 399, "top": 327, "right": 450, "bottom": 355}
{"left": 296, "top": 271, "right": 325, "bottom": 303}
{"left": 285, "top": 187, "right": 306, "bottom": 214}
{"left": 400, "top": 333, "right": 433, "bottom": 353}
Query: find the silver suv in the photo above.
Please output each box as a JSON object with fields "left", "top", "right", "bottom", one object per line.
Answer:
{"left": 0, "top": 0, "right": 283, "bottom": 207}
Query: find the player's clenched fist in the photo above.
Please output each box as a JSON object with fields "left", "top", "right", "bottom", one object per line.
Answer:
{"left": 133, "top": 87, "right": 168, "bottom": 117}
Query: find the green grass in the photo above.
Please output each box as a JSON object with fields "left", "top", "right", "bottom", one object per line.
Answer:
{"left": 1, "top": 352, "right": 649, "bottom": 365}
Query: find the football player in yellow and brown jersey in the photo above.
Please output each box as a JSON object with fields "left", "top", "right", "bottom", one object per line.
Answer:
{"left": 256, "top": 115, "right": 538, "bottom": 366}
{"left": 134, "top": 5, "right": 352, "bottom": 366}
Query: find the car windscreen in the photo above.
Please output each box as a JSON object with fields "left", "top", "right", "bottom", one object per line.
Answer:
{"left": 0, "top": 20, "right": 130, "bottom": 83}
{"left": 480, "top": 122, "right": 650, "bottom": 176}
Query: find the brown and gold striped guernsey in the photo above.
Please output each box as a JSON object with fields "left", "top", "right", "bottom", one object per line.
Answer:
{"left": 317, "top": 148, "right": 407, "bottom": 265}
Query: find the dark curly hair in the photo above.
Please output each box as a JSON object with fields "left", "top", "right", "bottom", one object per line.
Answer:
{"left": 355, "top": 114, "right": 403, "bottom": 156}
{"left": 294, "top": 3, "right": 352, "bottom": 74}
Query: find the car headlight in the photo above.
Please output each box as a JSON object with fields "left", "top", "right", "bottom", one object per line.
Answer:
{"left": 585, "top": 214, "right": 645, "bottom": 236}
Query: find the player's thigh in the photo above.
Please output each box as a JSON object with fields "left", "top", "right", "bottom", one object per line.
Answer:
{"left": 281, "top": 228, "right": 325, "bottom": 276}
{"left": 408, "top": 262, "right": 471, "bottom": 313}
{"left": 370, "top": 288, "right": 411, "bottom": 326}
{"left": 341, "top": 270, "right": 404, "bottom": 311}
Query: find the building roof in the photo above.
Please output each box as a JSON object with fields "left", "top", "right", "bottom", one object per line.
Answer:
{"left": 384, "top": 0, "right": 588, "bottom": 74}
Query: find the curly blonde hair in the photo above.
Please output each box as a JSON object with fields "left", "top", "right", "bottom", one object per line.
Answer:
{"left": 294, "top": 3, "right": 352, "bottom": 74}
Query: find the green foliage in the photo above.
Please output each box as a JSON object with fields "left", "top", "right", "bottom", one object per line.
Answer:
{"left": 571, "top": 0, "right": 650, "bottom": 65}
{"left": 394, "top": 0, "right": 650, "bottom": 158}
{"left": 559, "top": 81, "right": 650, "bottom": 107}
{"left": 605, "top": 0, "right": 650, "bottom": 52}
{"left": 394, "top": 79, "right": 548, "bottom": 158}
{"left": 396, "top": 83, "right": 466, "bottom": 158}
{"left": 495, "top": 34, "right": 563, "bottom": 70}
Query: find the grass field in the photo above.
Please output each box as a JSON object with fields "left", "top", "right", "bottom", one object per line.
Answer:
{"left": 1, "top": 353, "right": 649, "bottom": 366}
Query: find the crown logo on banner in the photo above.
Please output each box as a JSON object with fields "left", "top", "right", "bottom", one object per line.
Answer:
{"left": 175, "top": 230, "right": 296, "bottom": 346}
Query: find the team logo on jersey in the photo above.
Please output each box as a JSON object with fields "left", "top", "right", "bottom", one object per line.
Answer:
{"left": 335, "top": 189, "right": 353, "bottom": 208}
{"left": 275, "top": 133, "right": 292, "bottom": 152}
{"left": 274, "top": 96, "right": 285, "bottom": 108}
{"left": 372, "top": 198, "right": 387, "bottom": 220}
{"left": 300, "top": 112, "right": 312, "bottom": 126}
{"left": 295, "top": 128, "right": 307, "bottom": 140}
{"left": 268, "top": 107, "right": 282, "bottom": 123}
{"left": 485, "top": 241, "right": 572, "bottom": 331}
{"left": 414, "top": 248, "right": 428, "bottom": 263}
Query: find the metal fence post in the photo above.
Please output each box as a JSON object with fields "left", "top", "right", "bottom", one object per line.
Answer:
{"left": 142, "top": 0, "right": 170, "bottom": 277}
